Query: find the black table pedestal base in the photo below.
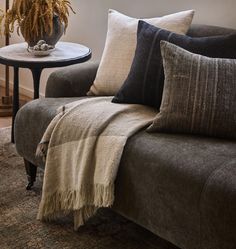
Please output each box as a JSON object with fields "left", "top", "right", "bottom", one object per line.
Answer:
{"left": 11, "top": 67, "right": 42, "bottom": 143}
{"left": 11, "top": 67, "right": 19, "bottom": 143}
{"left": 31, "top": 68, "right": 42, "bottom": 99}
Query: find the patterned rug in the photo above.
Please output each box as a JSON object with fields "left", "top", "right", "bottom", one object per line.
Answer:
{"left": 0, "top": 127, "right": 179, "bottom": 249}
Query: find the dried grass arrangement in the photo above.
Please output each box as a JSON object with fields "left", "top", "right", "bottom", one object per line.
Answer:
{"left": 1, "top": 0, "right": 75, "bottom": 45}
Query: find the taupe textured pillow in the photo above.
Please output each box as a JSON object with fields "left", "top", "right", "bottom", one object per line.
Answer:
{"left": 147, "top": 41, "right": 236, "bottom": 139}
{"left": 88, "top": 9, "right": 195, "bottom": 96}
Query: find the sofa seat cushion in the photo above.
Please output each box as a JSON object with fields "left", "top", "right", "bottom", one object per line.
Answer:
{"left": 15, "top": 97, "right": 236, "bottom": 249}
{"left": 15, "top": 97, "right": 86, "bottom": 167}
{"left": 114, "top": 131, "right": 236, "bottom": 249}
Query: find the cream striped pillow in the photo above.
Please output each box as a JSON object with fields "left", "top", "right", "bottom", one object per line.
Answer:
{"left": 88, "top": 9, "right": 195, "bottom": 96}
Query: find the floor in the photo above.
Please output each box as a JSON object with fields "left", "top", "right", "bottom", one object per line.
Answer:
{"left": 0, "top": 86, "right": 31, "bottom": 128}
{"left": 0, "top": 117, "right": 11, "bottom": 128}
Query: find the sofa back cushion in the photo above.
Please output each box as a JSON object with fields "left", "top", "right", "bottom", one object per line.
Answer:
{"left": 147, "top": 41, "right": 236, "bottom": 140}
{"left": 187, "top": 24, "right": 236, "bottom": 37}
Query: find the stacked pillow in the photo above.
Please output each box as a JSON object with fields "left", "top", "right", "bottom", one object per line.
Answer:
{"left": 111, "top": 20, "right": 236, "bottom": 139}
{"left": 90, "top": 10, "right": 236, "bottom": 139}
{"left": 88, "top": 9, "right": 195, "bottom": 96}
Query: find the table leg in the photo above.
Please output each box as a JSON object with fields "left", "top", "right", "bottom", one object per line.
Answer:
{"left": 31, "top": 68, "right": 43, "bottom": 99}
{"left": 11, "top": 67, "right": 19, "bottom": 143}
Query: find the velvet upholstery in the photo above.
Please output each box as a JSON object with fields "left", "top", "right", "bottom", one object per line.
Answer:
{"left": 14, "top": 24, "right": 236, "bottom": 249}
{"left": 187, "top": 24, "right": 235, "bottom": 37}
{"left": 114, "top": 132, "right": 236, "bottom": 249}
{"left": 46, "top": 61, "right": 99, "bottom": 98}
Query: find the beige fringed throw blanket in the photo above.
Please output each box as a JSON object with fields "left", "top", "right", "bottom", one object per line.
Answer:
{"left": 37, "top": 97, "right": 157, "bottom": 230}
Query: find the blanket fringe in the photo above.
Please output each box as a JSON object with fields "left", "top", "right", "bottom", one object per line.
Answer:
{"left": 74, "top": 206, "right": 97, "bottom": 230}
{"left": 36, "top": 142, "right": 48, "bottom": 160}
{"left": 37, "top": 183, "right": 114, "bottom": 230}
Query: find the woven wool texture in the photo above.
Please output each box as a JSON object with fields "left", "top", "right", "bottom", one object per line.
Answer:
{"left": 37, "top": 97, "right": 157, "bottom": 230}
{"left": 148, "top": 41, "right": 236, "bottom": 139}
{"left": 88, "top": 9, "right": 195, "bottom": 96}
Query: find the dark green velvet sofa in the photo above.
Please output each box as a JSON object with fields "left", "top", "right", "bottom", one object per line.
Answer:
{"left": 14, "top": 24, "right": 236, "bottom": 249}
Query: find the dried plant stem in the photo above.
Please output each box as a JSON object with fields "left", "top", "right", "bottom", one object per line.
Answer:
{"left": 1, "top": 0, "right": 75, "bottom": 42}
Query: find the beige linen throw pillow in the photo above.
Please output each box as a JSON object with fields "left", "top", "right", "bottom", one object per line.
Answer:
{"left": 88, "top": 9, "right": 195, "bottom": 96}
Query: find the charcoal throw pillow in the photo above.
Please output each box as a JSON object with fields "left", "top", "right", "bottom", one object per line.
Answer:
{"left": 112, "top": 21, "right": 236, "bottom": 109}
{"left": 147, "top": 41, "right": 236, "bottom": 139}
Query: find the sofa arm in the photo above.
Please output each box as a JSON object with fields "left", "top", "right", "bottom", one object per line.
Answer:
{"left": 45, "top": 60, "right": 99, "bottom": 97}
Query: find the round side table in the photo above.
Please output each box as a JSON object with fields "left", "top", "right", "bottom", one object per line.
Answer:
{"left": 0, "top": 42, "right": 91, "bottom": 142}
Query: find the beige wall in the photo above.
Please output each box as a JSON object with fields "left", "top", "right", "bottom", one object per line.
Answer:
{"left": 0, "top": 0, "right": 236, "bottom": 97}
